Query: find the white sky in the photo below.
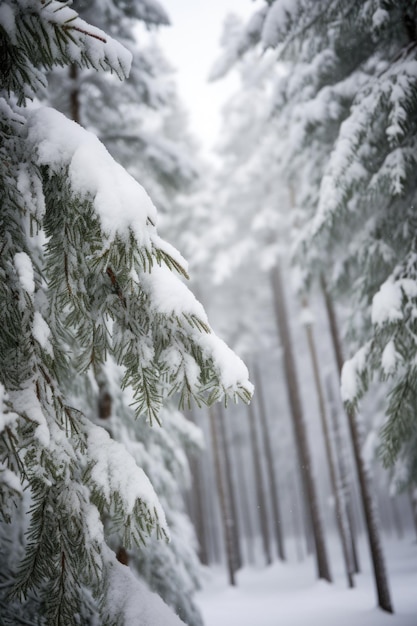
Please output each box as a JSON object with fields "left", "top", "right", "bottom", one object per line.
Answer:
{"left": 157, "top": 0, "right": 255, "bottom": 156}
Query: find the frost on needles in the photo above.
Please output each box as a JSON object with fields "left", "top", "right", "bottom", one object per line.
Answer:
{"left": 0, "top": 1, "right": 252, "bottom": 624}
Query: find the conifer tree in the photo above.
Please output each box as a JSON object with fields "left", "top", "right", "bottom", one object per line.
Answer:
{"left": 210, "top": 0, "right": 415, "bottom": 613}
{"left": 218, "top": 0, "right": 417, "bottom": 487}
{"left": 0, "top": 1, "right": 252, "bottom": 623}
{"left": 44, "top": 3, "right": 206, "bottom": 623}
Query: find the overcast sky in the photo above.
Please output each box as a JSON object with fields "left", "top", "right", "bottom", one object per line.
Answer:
{"left": 157, "top": 0, "right": 255, "bottom": 155}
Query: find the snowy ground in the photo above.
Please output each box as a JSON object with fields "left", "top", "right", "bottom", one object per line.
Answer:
{"left": 195, "top": 536, "right": 417, "bottom": 625}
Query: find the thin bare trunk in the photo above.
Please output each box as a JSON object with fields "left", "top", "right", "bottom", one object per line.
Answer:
{"left": 321, "top": 275, "right": 393, "bottom": 612}
{"left": 409, "top": 488, "right": 417, "bottom": 539}
{"left": 271, "top": 265, "right": 332, "bottom": 582}
{"left": 217, "top": 405, "right": 243, "bottom": 570}
{"left": 247, "top": 401, "right": 273, "bottom": 565}
{"left": 253, "top": 362, "right": 286, "bottom": 561}
{"left": 325, "top": 376, "right": 361, "bottom": 574}
{"left": 186, "top": 410, "right": 209, "bottom": 565}
{"left": 209, "top": 407, "right": 236, "bottom": 585}
{"left": 69, "top": 63, "right": 81, "bottom": 124}
{"left": 234, "top": 419, "right": 256, "bottom": 565}
{"left": 302, "top": 302, "right": 354, "bottom": 587}
{"left": 289, "top": 471, "right": 305, "bottom": 562}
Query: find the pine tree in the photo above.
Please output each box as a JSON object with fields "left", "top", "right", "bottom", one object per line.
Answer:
{"left": 0, "top": 2, "right": 252, "bottom": 623}
{"left": 212, "top": 0, "right": 411, "bottom": 612}
{"left": 44, "top": 3, "right": 207, "bottom": 623}
{"left": 220, "top": 0, "right": 417, "bottom": 486}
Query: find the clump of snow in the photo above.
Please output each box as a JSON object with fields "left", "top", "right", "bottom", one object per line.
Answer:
{"left": 372, "top": 281, "right": 402, "bottom": 325}
{"left": 0, "top": 462, "right": 22, "bottom": 493}
{"left": 0, "top": 3, "right": 16, "bottom": 41}
{"left": 87, "top": 425, "right": 167, "bottom": 532}
{"left": 372, "top": 279, "right": 417, "bottom": 326}
{"left": 340, "top": 343, "right": 370, "bottom": 402}
{"left": 261, "top": 0, "right": 300, "bottom": 48}
{"left": 202, "top": 333, "right": 254, "bottom": 394}
{"left": 142, "top": 263, "right": 208, "bottom": 320}
{"left": 0, "top": 384, "right": 18, "bottom": 434}
{"left": 11, "top": 384, "right": 50, "bottom": 446}
{"left": 14, "top": 251, "right": 35, "bottom": 295}
{"left": 26, "top": 108, "right": 157, "bottom": 243}
{"left": 372, "top": 8, "right": 389, "bottom": 30}
{"left": 104, "top": 547, "right": 185, "bottom": 625}
{"left": 34, "top": 0, "right": 132, "bottom": 77}
{"left": 32, "top": 311, "right": 53, "bottom": 356}
{"left": 381, "top": 340, "right": 399, "bottom": 376}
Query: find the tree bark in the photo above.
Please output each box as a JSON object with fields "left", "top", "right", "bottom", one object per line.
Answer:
{"left": 321, "top": 275, "right": 393, "bottom": 612}
{"left": 208, "top": 407, "right": 237, "bottom": 585}
{"left": 253, "top": 362, "right": 286, "bottom": 561}
{"left": 217, "top": 404, "right": 243, "bottom": 570}
{"left": 325, "top": 376, "right": 361, "bottom": 574}
{"left": 185, "top": 409, "right": 210, "bottom": 565}
{"left": 271, "top": 264, "right": 332, "bottom": 582}
{"left": 302, "top": 302, "right": 354, "bottom": 587}
{"left": 247, "top": 401, "right": 273, "bottom": 565}
{"left": 69, "top": 63, "right": 81, "bottom": 125}
{"left": 233, "top": 418, "right": 256, "bottom": 565}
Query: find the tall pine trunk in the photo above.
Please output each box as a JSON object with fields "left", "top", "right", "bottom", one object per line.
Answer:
{"left": 209, "top": 407, "right": 237, "bottom": 585}
{"left": 252, "top": 362, "right": 286, "bottom": 561}
{"left": 270, "top": 264, "right": 332, "bottom": 582}
{"left": 325, "top": 376, "right": 361, "bottom": 574}
{"left": 233, "top": 417, "right": 256, "bottom": 565}
{"left": 301, "top": 301, "right": 355, "bottom": 587}
{"left": 186, "top": 409, "right": 210, "bottom": 565}
{"left": 247, "top": 401, "right": 273, "bottom": 565}
{"left": 321, "top": 276, "right": 393, "bottom": 612}
{"left": 217, "top": 404, "right": 243, "bottom": 570}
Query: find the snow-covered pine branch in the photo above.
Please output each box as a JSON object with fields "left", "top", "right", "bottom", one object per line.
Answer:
{"left": 0, "top": 0, "right": 252, "bottom": 622}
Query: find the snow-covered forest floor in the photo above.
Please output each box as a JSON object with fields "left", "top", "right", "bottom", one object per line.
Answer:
{"left": 196, "top": 535, "right": 416, "bottom": 625}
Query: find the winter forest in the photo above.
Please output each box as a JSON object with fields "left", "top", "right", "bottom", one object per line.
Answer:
{"left": 1, "top": 0, "right": 417, "bottom": 624}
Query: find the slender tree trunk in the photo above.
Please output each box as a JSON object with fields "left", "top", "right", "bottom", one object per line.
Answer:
{"left": 321, "top": 275, "right": 393, "bottom": 612}
{"left": 217, "top": 404, "right": 243, "bottom": 570}
{"left": 301, "top": 301, "right": 355, "bottom": 587}
{"left": 233, "top": 418, "right": 256, "bottom": 565}
{"left": 253, "top": 362, "right": 286, "bottom": 561}
{"left": 69, "top": 63, "right": 81, "bottom": 124}
{"left": 390, "top": 496, "right": 404, "bottom": 540}
{"left": 289, "top": 471, "right": 305, "bottom": 562}
{"left": 247, "top": 401, "right": 273, "bottom": 565}
{"left": 325, "top": 376, "right": 361, "bottom": 574}
{"left": 208, "top": 406, "right": 236, "bottom": 585}
{"left": 185, "top": 409, "right": 210, "bottom": 565}
{"left": 271, "top": 264, "right": 332, "bottom": 582}
{"left": 409, "top": 488, "right": 417, "bottom": 539}
{"left": 189, "top": 452, "right": 209, "bottom": 564}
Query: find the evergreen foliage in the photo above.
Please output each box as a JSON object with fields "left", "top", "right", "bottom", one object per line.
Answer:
{"left": 0, "top": 1, "right": 252, "bottom": 623}
{"left": 213, "top": 0, "right": 417, "bottom": 485}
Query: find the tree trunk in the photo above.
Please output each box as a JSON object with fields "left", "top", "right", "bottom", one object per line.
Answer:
{"left": 185, "top": 409, "right": 210, "bottom": 565}
{"left": 247, "top": 401, "right": 273, "bottom": 565}
{"left": 302, "top": 302, "right": 354, "bottom": 587}
{"left": 208, "top": 406, "right": 237, "bottom": 585}
{"left": 233, "top": 417, "right": 256, "bottom": 565}
{"left": 253, "top": 362, "right": 286, "bottom": 561}
{"left": 321, "top": 275, "right": 393, "bottom": 612}
{"left": 409, "top": 488, "right": 417, "bottom": 539}
{"left": 271, "top": 264, "right": 332, "bottom": 582}
{"left": 325, "top": 376, "right": 361, "bottom": 574}
{"left": 217, "top": 404, "right": 243, "bottom": 570}
{"left": 69, "top": 63, "right": 81, "bottom": 125}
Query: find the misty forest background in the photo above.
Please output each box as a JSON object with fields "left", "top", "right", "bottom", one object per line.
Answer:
{"left": 1, "top": 1, "right": 417, "bottom": 625}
